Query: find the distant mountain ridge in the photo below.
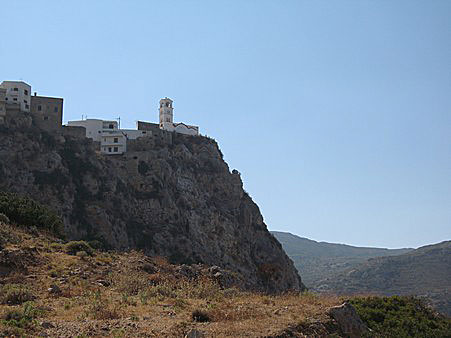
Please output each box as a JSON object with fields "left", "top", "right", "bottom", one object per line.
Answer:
{"left": 271, "top": 231, "right": 412, "bottom": 287}
{"left": 315, "top": 240, "right": 451, "bottom": 316}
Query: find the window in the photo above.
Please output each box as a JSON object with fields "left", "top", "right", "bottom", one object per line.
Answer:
{"left": 37, "top": 105, "right": 42, "bottom": 111}
{"left": 104, "top": 138, "right": 106, "bottom": 142}
{"left": 44, "top": 116, "right": 48, "bottom": 120}
{"left": 13, "top": 98, "right": 17, "bottom": 101}
{"left": 108, "top": 147, "right": 112, "bottom": 152}
{"left": 24, "top": 100, "right": 27, "bottom": 104}
{"left": 13, "top": 88, "right": 18, "bottom": 91}
{"left": 25, "top": 104, "right": 29, "bottom": 109}
{"left": 143, "top": 131, "right": 147, "bottom": 134}
{"left": 54, "top": 106, "right": 58, "bottom": 112}
{"left": 114, "top": 138, "right": 118, "bottom": 143}
{"left": 24, "top": 89, "right": 28, "bottom": 95}
{"left": 114, "top": 147, "right": 118, "bottom": 152}
{"left": 109, "top": 124, "right": 114, "bottom": 129}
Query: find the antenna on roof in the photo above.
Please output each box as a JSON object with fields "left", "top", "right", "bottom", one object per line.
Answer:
{"left": 117, "top": 116, "right": 121, "bottom": 129}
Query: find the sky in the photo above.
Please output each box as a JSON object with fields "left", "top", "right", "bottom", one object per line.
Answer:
{"left": 1, "top": 1, "right": 450, "bottom": 249}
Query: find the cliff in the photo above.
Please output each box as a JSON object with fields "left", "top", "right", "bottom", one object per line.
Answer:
{"left": 0, "top": 123, "right": 303, "bottom": 292}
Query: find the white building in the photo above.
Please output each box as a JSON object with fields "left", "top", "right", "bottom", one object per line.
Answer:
{"left": 67, "top": 119, "right": 127, "bottom": 155}
{"left": 0, "top": 81, "right": 32, "bottom": 113}
{"left": 159, "top": 98, "right": 199, "bottom": 136}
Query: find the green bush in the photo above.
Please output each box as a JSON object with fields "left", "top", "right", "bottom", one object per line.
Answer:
{"left": 350, "top": 296, "right": 451, "bottom": 338}
{"left": 0, "top": 284, "right": 35, "bottom": 305}
{"left": 65, "top": 240, "right": 94, "bottom": 256}
{"left": 0, "top": 192, "right": 64, "bottom": 237}
{"left": 2, "top": 302, "right": 43, "bottom": 330}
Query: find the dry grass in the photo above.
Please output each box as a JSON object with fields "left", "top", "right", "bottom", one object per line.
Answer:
{"left": 0, "top": 225, "right": 344, "bottom": 337}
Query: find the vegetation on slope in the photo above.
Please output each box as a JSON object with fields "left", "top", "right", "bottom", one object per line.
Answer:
{"left": 271, "top": 231, "right": 412, "bottom": 287}
{"left": 0, "top": 192, "right": 64, "bottom": 238}
{"left": 350, "top": 296, "right": 451, "bottom": 338}
{"left": 317, "top": 241, "right": 451, "bottom": 316}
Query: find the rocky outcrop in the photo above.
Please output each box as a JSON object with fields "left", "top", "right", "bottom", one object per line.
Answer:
{"left": 327, "top": 302, "right": 369, "bottom": 338}
{"left": 0, "top": 125, "right": 304, "bottom": 292}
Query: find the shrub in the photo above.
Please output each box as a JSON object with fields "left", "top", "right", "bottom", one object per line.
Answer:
{"left": 2, "top": 302, "right": 43, "bottom": 330}
{"left": 65, "top": 241, "right": 94, "bottom": 256}
{"left": 114, "top": 269, "right": 150, "bottom": 296}
{"left": 86, "top": 292, "right": 121, "bottom": 320}
{"left": 0, "top": 212, "right": 10, "bottom": 224}
{"left": 350, "top": 296, "right": 451, "bottom": 337}
{"left": 76, "top": 250, "right": 89, "bottom": 259}
{"left": 192, "top": 309, "right": 211, "bottom": 322}
{"left": 0, "top": 284, "right": 35, "bottom": 305}
{"left": 0, "top": 192, "right": 64, "bottom": 237}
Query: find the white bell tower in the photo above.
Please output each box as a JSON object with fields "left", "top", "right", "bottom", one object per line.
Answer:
{"left": 159, "top": 97, "right": 173, "bottom": 128}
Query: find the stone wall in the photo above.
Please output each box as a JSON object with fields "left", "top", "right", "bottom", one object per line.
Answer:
{"left": 30, "top": 96, "right": 63, "bottom": 131}
{"left": 137, "top": 121, "right": 160, "bottom": 131}
{"left": 62, "top": 125, "right": 86, "bottom": 138}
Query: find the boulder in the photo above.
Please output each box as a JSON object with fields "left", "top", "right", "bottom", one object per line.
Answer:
{"left": 327, "top": 302, "right": 369, "bottom": 338}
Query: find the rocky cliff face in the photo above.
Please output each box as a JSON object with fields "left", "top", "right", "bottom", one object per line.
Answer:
{"left": 0, "top": 123, "right": 304, "bottom": 292}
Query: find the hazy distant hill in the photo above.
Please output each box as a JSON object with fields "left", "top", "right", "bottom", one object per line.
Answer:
{"left": 315, "top": 241, "right": 451, "bottom": 316}
{"left": 271, "top": 231, "right": 412, "bottom": 287}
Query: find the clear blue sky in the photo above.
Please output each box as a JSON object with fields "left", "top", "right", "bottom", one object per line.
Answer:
{"left": 1, "top": 1, "right": 450, "bottom": 249}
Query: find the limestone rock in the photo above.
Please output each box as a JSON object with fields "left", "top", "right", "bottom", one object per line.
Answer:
{"left": 327, "top": 302, "right": 369, "bottom": 338}
{"left": 0, "top": 126, "right": 304, "bottom": 292}
{"left": 185, "top": 329, "right": 204, "bottom": 338}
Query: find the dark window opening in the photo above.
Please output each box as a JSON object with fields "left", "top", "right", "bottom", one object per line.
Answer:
{"left": 113, "top": 147, "right": 118, "bottom": 152}
{"left": 109, "top": 124, "right": 114, "bottom": 129}
{"left": 13, "top": 88, "right": 18, "bottom": 91}
{"left": 24, "top": 89, "right": 28, "bottom": 95}
{"left": 38, "top": 105, "right": 42, "bottom": 111}
{"left": 25, "top": 104, "right": 29, "bottom": 109}
{"left": 114, "top": 138, "right": 118, "bottom": 143}
{"left": 44, "top": 116, "right": 48, "bottom": 120}
{"left": 108, "top": 147, "right": 112, "bottom": 152}
{"left": 13, "top": 98, "right": 17, "bottom": 101}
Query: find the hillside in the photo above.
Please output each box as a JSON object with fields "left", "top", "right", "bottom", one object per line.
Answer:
{"left": 0, "top": 121, "right": 302, "bottom": 293}
{"left": 316, "top": 241, "right": 451, "bottom": 316}
{"left": 271, "top": 231, "right": 412, "bottom": 287}
{"left": 1, "top": 216, "right": 451, "bottom": 337}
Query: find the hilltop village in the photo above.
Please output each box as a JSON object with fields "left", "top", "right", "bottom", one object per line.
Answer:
{"left": 0, "top": 80, "right": 199, "bottom": 155}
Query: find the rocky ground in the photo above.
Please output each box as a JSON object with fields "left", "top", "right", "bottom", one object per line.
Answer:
{"left": 0, "top": 219, "right": 358, "bottom": 337}
{"left": 1, "top": 218, "right": 450, "bottom": 337}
